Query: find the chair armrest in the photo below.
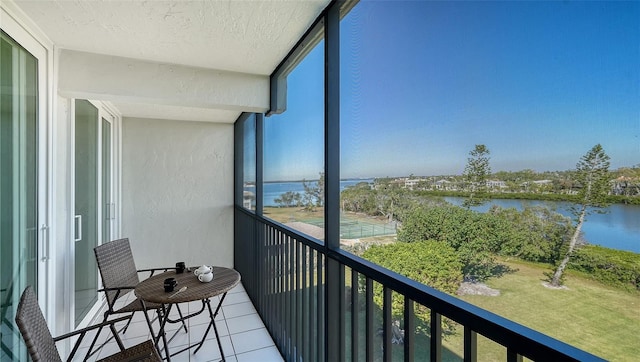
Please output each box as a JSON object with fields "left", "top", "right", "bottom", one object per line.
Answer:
{"left": 137, "top": 267, "right": 177, "bottom": 277}
{"left": 97, "top": 286, "right": 136, "bottom": 293}
{"left": 55, "top": 315, "right": 131, "bottom": 361}
{"left": 53, "top": 315, "right": 131, "bottom": 342}
{"left": 97, "top": 287, "right": 136, "bottom": 311}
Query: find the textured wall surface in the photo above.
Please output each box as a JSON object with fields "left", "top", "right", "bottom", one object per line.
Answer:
{"left": 121, "top": 117, "right": 234, "bottom": 269}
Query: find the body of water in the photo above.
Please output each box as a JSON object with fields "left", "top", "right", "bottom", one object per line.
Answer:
{"left": 444, "top": 197, "right": 640, "bottom": 253}
{"left": 245, "top": 179, "right": 373, "bottom": 207}
{"left": 245, "top": 181, "right": 639, "bottom": 253}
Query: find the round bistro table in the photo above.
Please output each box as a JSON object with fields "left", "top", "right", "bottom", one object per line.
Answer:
{"left": 134, "top": 266, "right": 241, "bottom": 362}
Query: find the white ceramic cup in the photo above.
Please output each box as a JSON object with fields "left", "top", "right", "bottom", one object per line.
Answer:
{"left": 198, "top": 272, "right": 214, "bottom": 283}
{"left": 194, "top": 265, "right": 212, "bottom": 276}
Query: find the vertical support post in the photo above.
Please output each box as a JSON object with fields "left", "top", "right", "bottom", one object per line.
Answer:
{"left": 464, "top": 327, "right": 477, "bottom": 362}
{"left": 233, "top": 115, "right": 244, "bottom": 208}
{"left": 279, "top": 232, "right": 285, "bottom": 347}
{"left": 317, "top": 254, "right": 325, "bottom": 362}
{"left": 325, "top": 3, "right": 342, "bottom": 362}
{"left": 404, "top": 298, "right": 414, "bottom": 362}
{"left": 254, "top": 113, "right": 264, "bottom": 317}
{"left": 309, "top": 249, "right": 316, "bottom": 360}
{"left": 295, "top": 241, "right": 301, "bottom": 361}
{"left": 383, "top": 288, "right": 392, "bottom": 362}
{"left": 324, "top": 0, "right": 340, "bottom": 251}
{"left": 339, "top": 263, "right": 346, "bottom": 361}
{"left": 351, "top": 271, "right": 360, "bottom": 362}
{"left": 255, "top": 113, "right": 264, "bottom": 216}
{"left": 285, "top": 236, "right": 291, "bottom": 358}
{"left": 302, "top": 244, "right": 309, "bottom": 361}
{"left": 366, "top": 278, "right": 374, "bottom": 361}
{"left": 430, "top": 310, "right": 442, "bottom": 362}
{"left": 507, "top": 348, "right": 523, "bottom": 362}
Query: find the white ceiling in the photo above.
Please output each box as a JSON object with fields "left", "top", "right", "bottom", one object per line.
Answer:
{"left": 13, "top": 0, "right": 330, "bottom": 122}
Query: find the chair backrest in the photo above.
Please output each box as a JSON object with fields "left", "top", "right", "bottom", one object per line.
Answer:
{"left": 94, "top": 238, "right": 141, "bottom": 307}
{"left": 15, "top": 286, "right": 63, "bottom": 362}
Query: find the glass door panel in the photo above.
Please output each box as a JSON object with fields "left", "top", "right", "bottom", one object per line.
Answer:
{"left": 74, "top": 100, "right": 99, "bottom": 325}
{"left": 102, "top": 118, "right": 111, "bottom": 245}
{"left": 0, "top": 31, "right": 38, "bottom": 362}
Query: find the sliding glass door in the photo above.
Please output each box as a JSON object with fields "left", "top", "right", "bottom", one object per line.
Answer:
{"left": 0, "top": 30, "right": 39, "bottom": 362}
{"left": 74, "top": 100, "right": 114, "bottom": 326}
{"left": 74, "top": 100, "right": 99, "bottom": 325}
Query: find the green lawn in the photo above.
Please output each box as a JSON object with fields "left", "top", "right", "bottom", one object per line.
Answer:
{"left": 453, "top": 259, "right": 640, "bottom": 361}
{"left": 341, "top": 257, "right": 639, "bottom": 361}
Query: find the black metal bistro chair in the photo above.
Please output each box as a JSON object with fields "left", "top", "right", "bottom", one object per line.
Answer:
{"left": 90, "top": 238, "right": 188, "bottom": 354}
{"left": 15, "top": 286, "right": 161, "bottom": 362}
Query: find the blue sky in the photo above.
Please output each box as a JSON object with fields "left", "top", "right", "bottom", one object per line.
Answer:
{"left": 263, "top": 1, "right": 639, "bottom": 181}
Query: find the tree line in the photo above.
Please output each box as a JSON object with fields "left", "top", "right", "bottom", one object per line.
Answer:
{"left": 345, "top": 144, "right": 639, "bottom": 290}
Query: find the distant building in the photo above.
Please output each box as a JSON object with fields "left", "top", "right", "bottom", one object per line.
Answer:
{"left": 404, "top": 178, "right": 423, "bottom": 190}
{"left": 611, "top": 176, "right": 640, "bottom": 196}
{"left": 243, "top": 191, "right": 255, "bottom": 209}
{"left": 435, "top": 179, "right": 453, "bottom": 190}
{"left": 486, "top": 180, "right": 507, "bottom": 189}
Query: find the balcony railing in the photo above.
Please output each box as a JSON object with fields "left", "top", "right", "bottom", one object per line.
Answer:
{"left": 234, "top": 206, "right": 604, "bottom": 362}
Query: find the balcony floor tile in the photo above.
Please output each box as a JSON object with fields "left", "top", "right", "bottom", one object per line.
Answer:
{"left": 76, "top": 283, "right": 282, "bottom": 362}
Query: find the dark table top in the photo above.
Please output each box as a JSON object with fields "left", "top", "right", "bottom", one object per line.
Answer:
{"left": 134, "top": 266, "right": 241, "bottom": 304}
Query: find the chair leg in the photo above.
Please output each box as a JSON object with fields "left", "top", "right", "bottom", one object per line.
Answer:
{"left": 121, "top": 311, "right": 135, "bottom": 334}
{"left": 85, "top": 313, "right": 109, "bottom": 359}
{"left": 85, "top": 312, "right": 134, "bottom": 360}
{"left": 139, "top": 300, "right": 161, "bottom": 352}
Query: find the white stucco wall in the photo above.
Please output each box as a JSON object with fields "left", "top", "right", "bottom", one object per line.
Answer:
{"left": 121, "top": 117, "right": 234, "bottom": 269}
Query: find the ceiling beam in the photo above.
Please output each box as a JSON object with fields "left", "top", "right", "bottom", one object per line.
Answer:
{"left": 58, "top": 49, "right": 270, "bottom": 114}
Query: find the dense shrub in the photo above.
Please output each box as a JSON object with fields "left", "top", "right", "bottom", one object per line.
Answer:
{"left": 397, "top": 204, "right": 575, "bottom": 280}
{"left": 362, "top": 240, "right": 463, "bottom": 294}
{"left": 397, "top": 206, "right": 498, "bottom": 280}
{"left": 362, "top": 240, "right": 463, "bottom": 335}
{"left": 569, "top": 245, "right": 640, "bottom": 291}
{"left": 489, "top": 206, "right": 573, "bottom": 263}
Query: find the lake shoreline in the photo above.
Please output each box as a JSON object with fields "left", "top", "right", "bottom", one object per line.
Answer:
{"left": 416, "top": 190, "right": 640, "bottom": 205}
{"left": 248, "top": 180, "right": 639, "bottom": 253}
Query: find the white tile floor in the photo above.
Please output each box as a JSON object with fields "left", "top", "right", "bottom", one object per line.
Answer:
{"left": 72, "top": 283, "right": 283, "bottom": 362}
